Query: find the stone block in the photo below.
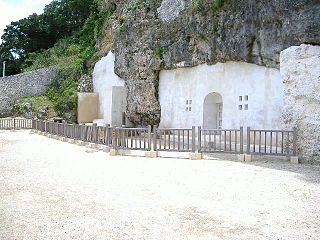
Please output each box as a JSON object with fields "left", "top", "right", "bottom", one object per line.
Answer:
{"left": 75, "top": 140, "right": 85, "bottom": 146}
{"left": 109, "top": 149, "right": 118, "bottom": 156}
{"left": 145, "top": 151, "right": 158, "bottom": 158}
{"left": 68, "top": 139, "right": 76, "bottom": 144}
{"left": 78, "top": 93, "right": 99, "bottom": 123}
{"left": 88, "top": 143, "right": 96, "bottom": 148}
{"left": 101, "top": 146, "right": 110, "bottom": 152}
{"left": 237, "top": 154, "right": 245, "bottom": 161}
{"left": 94, "top": 144, "right": 105, "bottom": 150}
{"left": 290, "top": 156, "right": 299, "bottom": 164}
{"left": 189, "top": 152, "right": 203, "bottom": 160}
{"left": 244, "top": 154, "right": 252, "bottom": 162}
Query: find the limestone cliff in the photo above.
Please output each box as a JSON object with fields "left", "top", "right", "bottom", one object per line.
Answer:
{"left": 98, "top": 0, "right": 320, "bottom": 125}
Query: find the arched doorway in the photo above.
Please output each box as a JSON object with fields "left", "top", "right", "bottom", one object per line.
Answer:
{"left": 203, "top": 92, "right": 223, "bottom": 129}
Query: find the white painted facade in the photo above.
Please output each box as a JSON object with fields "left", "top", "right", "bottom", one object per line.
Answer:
{"left": 92, "top": 52, "right": 126, "bottom": 126}
{"left": 159, "top": 61, "right": 284, "bottom": 129}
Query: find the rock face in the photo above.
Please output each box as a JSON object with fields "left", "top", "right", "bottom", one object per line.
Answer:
{"left": 280, "top": 44, "right": 320, "bottom": 163}
{"left": 77, "top": 74, "right": 93, "bottom": 93}
{"left": 99, "top": 0, "right": 320, "bottom": 125}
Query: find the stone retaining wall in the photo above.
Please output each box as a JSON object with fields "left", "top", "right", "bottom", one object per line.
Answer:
{"left": 0, "top": 66, "right": 57, "bottom": 117}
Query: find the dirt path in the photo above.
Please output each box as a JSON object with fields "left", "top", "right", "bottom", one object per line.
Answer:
{"left": 0, "top": 130, "right": 319, "bottom": 240}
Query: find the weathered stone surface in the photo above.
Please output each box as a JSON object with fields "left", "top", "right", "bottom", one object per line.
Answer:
{"left": 0, "top": 66, "right": 57, "bottom": 117}
{"left": 280, "top": 44, "right": 320, "bottom": 163}
{"left": 77, "top": 74, "right": 93, "bottom": 93}
{"left": 157, "top": 0, "right": 185, "bottom": 22}
{"left": 99, "top": 0, "right": 319, "bottom": 125}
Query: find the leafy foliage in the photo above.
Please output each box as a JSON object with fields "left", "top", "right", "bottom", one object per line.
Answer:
{"left": 0, "top": 0, "right": 116, "bottom": 121}
{"left": 11, "top": 95, "right": 57, "bottom": 118}
{"left": 211, "top": 0, "right": 227, "bottom": 11}
{"left": 0, "top": 0, "right": 96, "bottom": 76}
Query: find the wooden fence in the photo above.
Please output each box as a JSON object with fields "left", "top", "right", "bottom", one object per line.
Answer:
{"left": 0, "top": 118, "right": 297, "bottom": 157}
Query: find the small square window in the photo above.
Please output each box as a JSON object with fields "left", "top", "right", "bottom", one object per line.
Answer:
{"left": 185, "top": 107, "right": 188, "bottom": 111}
{"left": 186, "top": 100, "right": 188, "bottom": 104}
{"left": 239, "top": 96, "right": 242, "bottom": 101}
{"left": 244, "top": 104, "right": 248, "bottom": 110}
{"left": 189, "top": 100, "right": 192, "bottom": 104}
{"left": 238, "top": 105, "right": 242, "bottom": 110}
{"left": 189, "top": 107, "right": 192, "bottom": 111}
{"left": 245, "top": 95, "right": 249, "bottom": 101}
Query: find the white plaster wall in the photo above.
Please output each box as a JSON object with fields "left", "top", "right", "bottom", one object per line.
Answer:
{"left": 159, "top": 61, "right": 283, "bottom": 129}
{"left": 92, "top": 51, "right": 125, "bottom": 125}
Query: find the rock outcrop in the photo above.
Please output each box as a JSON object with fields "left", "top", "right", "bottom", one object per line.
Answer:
{"left": 281, "top": 44, "right": 320, "bottom": 163}
{"left": 98, "top": 0, "right": 319, "bottom": 125}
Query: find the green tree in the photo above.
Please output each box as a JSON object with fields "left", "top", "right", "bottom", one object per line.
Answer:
{"left": 0, "top": 0, "right": 97, "bottom": 75}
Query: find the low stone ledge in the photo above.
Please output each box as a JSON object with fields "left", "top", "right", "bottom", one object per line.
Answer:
{"left": 289, "top": 156, "right": 299, "bottom": 164}
{"left": 117, "top": 149, "right": 146, "bottom": 157}
{"left": 75, "top": 140, "right": 85, "bottom": 146}
{"left": 68, "top": 139, "right": 76, "bottom": 144}
{"left": 101, "top": 146, "right": 110, "bottom": 152}
{"left": 189, "top": 152, "right": 203, "bottom": 160}
{"left": 87, "top": 142, "right": 97, "bottom": 148}
{"left": 244, "top": 154, "right": 252, "bottom": 162}
{"left": 158, "top": 151, "right": 189, "bottom": 159}
{"left": 145, "top": 151, "right": 158, "bottom": 158}
{"left": 109, "top": 149, "right": 118, "bottom": 156}
{"left": 237, "top": 154, "right": 245, "bottom": 161}
{"left": 94, "top": 144, "right": 106, "bottom": 150}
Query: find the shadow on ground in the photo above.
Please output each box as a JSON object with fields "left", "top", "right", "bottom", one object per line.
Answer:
{"left": 205, "top": 153, "right": 320, "bottom": 185}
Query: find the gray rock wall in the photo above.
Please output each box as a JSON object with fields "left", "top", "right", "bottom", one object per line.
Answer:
{"left": 0, "top": 66, "right": 57, "bottom": 117}
{"left": 280, "top": 44, "right": 320, "bottom": 163}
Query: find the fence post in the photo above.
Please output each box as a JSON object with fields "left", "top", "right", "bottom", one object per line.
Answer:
{"left": 147, "top": 125, "right": 152, "bottom": 151}
{"left": 13, "top": 118, "right": 16, "bottom": 130}
{"left": 63, "top": 122, "right": 66, "bottom": 137}
{"left": 240, "top": 126, "right": 243, "bottom": 154}
{"left": 93, "top": 123, "right": 98, "bottom": 143}
{"left": 293, "top": 127, "right": 297, "bottom": 156}
{"left": 197, "top": 126, "right": 201, "bottom": 153}
{"left": 111, "top": 126, "right": 115, "bottom": 149}
{"left": 246, "top": 127, "right": 251, "bottom": 154}
{"left": 106, "top": 124, "right": 110, "bottom": 145}
{"left": 153, "top": 125, "right": 157, "bottom": 151}
{"left": 192, "top": 126, "right": 196, "bottom": 152}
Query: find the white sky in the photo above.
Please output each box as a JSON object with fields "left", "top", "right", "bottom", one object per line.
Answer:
{"left": 0, "top": 0, "right": 52, "bottom": 41}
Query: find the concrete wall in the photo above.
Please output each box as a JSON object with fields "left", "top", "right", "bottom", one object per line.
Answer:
{"left": 159, "top": 61, "right": 283, "bottom": 129}
{"left": 77, "top": 93, "right": 99, "bottom": 123}
{"left": 0, "top": 66, "right": 57, "bottom": 116}
{"left": 92, "top": 51, "right": 126, "bottom": 126}
{"left": 280, "top": 44, "right": 320, "bottom": 163}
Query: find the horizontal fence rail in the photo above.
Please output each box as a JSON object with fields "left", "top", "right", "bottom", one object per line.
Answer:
{"left": 155, "top": 127, "right": 195, "bottom": 152}
{"left": 111, "top": 127, "right": 151, "bottom": 150}
{"left": 199, "top": 127, "right": 243, "bottom": 154}
{"left": 0, "top": 118, "right": 298, "bottom": 157}
{"left": 0, "top": 118, "right": 33, "bottom": 130}
{"left": 247, "top": 127, "right": 297, "bottom": 156}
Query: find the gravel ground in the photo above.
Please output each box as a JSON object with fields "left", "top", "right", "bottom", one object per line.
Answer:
{"left": 0, "top": 130, "right": 320, "bottom": 240}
